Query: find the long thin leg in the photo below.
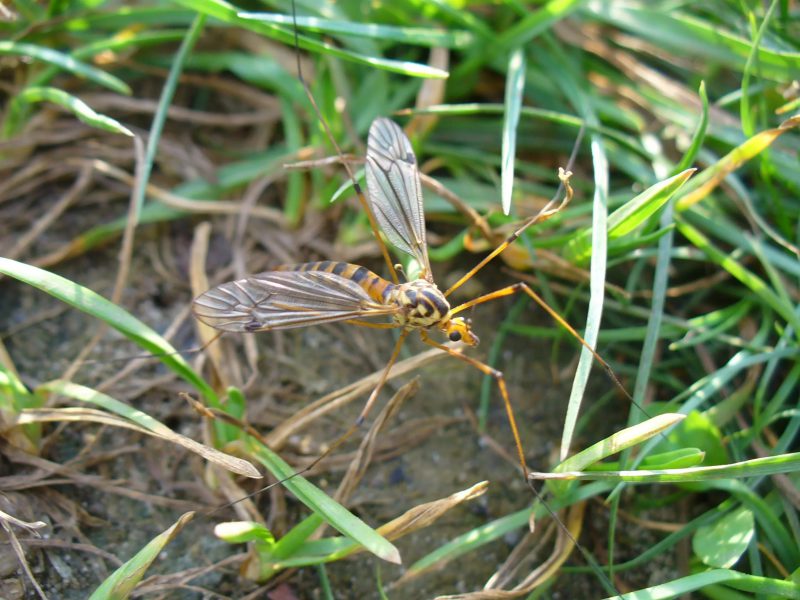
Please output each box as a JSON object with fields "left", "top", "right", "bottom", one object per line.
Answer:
{"left": 419, "top": 331, "right": 530, "bottom": 479}
{"left": 244, "top": 329, "right": 411, "bottom": 494}
{"left": 343, "top": 320, "right": 397, "bottom": 329}
{"left": 445, "top": 166, "right": 576, "bottom": 298}
{"left": 356, "top": 329, "right": 410, "bottom": 423}
{"left": 451, "top": 283, "right": 632, "bottom": 402}
{"left": 308, "top": 328, "right": 410, "bottom": 463}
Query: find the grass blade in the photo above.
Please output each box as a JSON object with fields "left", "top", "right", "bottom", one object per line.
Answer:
{"left": 89, "top": 512, "right": 195, "bottom": 599}
{"left": 177, "top": 0, "right": 448, "bottom": 78}
{"left": 36, "top": 380, "right": 260, "bottom": 478}
{"left": 246, "top": 438, "right": 401, "bottom": 565}
{"left": 536, "top": 452, "right": 800, "bottom": 483}
{"left": 0, "top": 41, "right": 129, "bottom": 95}
{"left": 8, "top": 87, "right": 132, "bottom": 136}
{"left": 565, "top": 169, "right": 695, "bottom": 264}
{"left": 501, "top": 48, "right": 526, "bottom": 215}
{"left": 601, "top": 569, "right": 800, "bottom": 599}
{"left": 0, "top": 258, "right": 220, "bottom": 408}
{"left": 238, "top": 11, "right": 472, "bottom": 48}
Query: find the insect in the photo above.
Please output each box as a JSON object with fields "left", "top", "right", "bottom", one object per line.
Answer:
{"left": 190, "top": 116, "right": 607, "bottom": 480}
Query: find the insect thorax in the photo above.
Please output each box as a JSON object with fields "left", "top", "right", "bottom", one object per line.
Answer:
{"left": 388, "top": 279, "right": 451, "bottom": 329}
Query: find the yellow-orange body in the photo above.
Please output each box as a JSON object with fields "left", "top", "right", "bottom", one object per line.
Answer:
{"left": 277, "top": 261, "right": 478, "bottom": 345}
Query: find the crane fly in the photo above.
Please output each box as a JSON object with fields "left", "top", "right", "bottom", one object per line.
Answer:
{"left": 191, "top": 8, "right": 632, "bottom": 597}
{"left": 193, "top": 117, "right": 595, "bottom": 480}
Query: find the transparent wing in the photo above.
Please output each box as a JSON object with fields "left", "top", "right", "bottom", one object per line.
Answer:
{"left": 365, "top": 118, "right": 430, "bottom": 276}
{"left": 193, "top": 270, "right": 397, "bottom": 333}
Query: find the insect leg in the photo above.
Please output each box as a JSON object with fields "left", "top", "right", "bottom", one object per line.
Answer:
{"left": 356, "top": 329, "right": 410, "bottom": 425}
{"left": 450, "top": 282, "right": 632, "bottom": 403}
{"left": 420, "top": 331, "right": 623, "bottom": 597}
{"left": 280, "top": 329, "right": 410, "bottom": 479}
{"left": 419, "top": 331, "right": 530, "bottom": 479}
{"left": 444, "top": 167, "right": 575, "bottom": 298}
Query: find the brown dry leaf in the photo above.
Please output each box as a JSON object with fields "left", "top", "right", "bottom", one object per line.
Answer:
{"left": 406, "top": 47, "right": 450, "bottom": 139}
{"left": 300, "top": 482, "right": 488, "bottom": 570}
{"left": 335, "top": 378, "right": 420, "bottom": 504}
{"left": 376, "top": 480, "right": 488, "bottom": 543}
{"left": 16, "top": 407, "right": 261, "bottom": 478}
{"left": 677, "top": 114, "right": 800, "bottom": 210}
{"left": 265, "top": 346, "right": 450, "bottom": 449}
{"left": 435, "top": 502, "right": 587, "bottom": 599}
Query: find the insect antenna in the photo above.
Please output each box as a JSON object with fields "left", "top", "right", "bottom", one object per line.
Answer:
{"left": 289, "top": 2, "right": 399, "bottom": 285}
{"left": 445, "top": 125, "right": 585, "bottom": 298}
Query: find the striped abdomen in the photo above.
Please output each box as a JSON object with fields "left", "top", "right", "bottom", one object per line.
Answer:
{"left": 276, "top": 261, "right": 394, "bottom": 305}
{"left": 276, "top": 261, "right": 452, "bottom": 330}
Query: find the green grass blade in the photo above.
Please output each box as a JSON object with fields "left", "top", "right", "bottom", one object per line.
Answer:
{"left": 246, "top": 438, "right": 401, "bottom": 565}
{"left": 0, "top": 363, "right": 37, "bottom": 412}
{"left": 739, "top": 0, "right": 779, "bottom": 138}
{"left": 565, "top": 169, "right": 695, "bottom": 264}
{"left": 589, "top": 4, "right": 800, "bottom": 80}
{"left": 614, "top": 348, "right": 799, "bottom": 485}
{"left": 602, "top": 568, "right": 800, "bottom": 599}
{"left": 406, "top": 481, "right": 610, "bottom": 577}
{"left": 676, "top": 220, "right": 800, "bottom": 333}
{"left": 565, "top": 115, "right": 609, "bottom": 462}
{"left": 499, "top": 0, "right": 585, "bottom": 50}
{"left": 671, "top": 81, "right": 709, "bottom": 176}
{"left": 408, "top": 103, "right": 645, "bottom": 153}
{"left": 89, "top": 512, "right": 195, "bottom": 599}
{"left": 537, "top": 452, "right": 800, "bottom": 483}
{"left": 176, "top": 0, "right": 447, "bottom": 78}
{"left": 64, "top": 7, "right": 195, "bottom": 29}
{"left": 132, "top": 14, "right": 206, "bottom": 221}
{"left": 8, "top": 87, "right": 133, "bottom": 136}
{"left": 682, "top": 209, "right": 800, "bottom": 278}
{"left": 598, "top": 449, "right": 706, "bottom": 471}
{"left": 554, "top": 414, "right": 685, "bottom": 473}
{"left": 453, "top": 0, "right": 584, "bottom": 80}
{"left": 676, "top": 114, "right": 800, "bottom": 210}
{"left": 501, "top": 47, "right": 526, "bottom": 215}
{"left": 533, "top": 37, "right": 611, "bottom": 463}
{"left": 0, "top": 41, "right": 130, "bottom": 95}
{"left": 238, "top": 11, "right": 472, "bottom": 48}
{"left": 0, "top": 258, "right": 220, "bottom": 408}
{"left": 280, "top": 96, "right": 305, "bottom": 225}
{"left": 27, "top": 30, "right": 191, "bottom": 91}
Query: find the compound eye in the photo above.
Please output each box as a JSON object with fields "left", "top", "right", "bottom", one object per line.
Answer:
{"left": 449, "top": 331, "right": 462, "bottom": 342}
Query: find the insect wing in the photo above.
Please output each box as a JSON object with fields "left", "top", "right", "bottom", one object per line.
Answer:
{"left": 193, "top": 270, "right": 396, "bottom": 333}
{"left": 365, "top": 118, "right": 430, "bottom": 275}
